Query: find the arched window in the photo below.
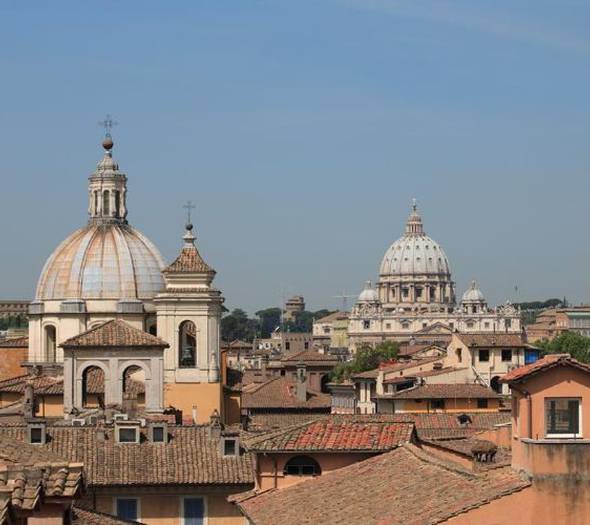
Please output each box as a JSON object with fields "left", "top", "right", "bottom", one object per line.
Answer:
{"left": 103, "top": 190, "right": 110, "bottom": 216}
{"left": 179, "top": 321, "right": 196, "bottom": 368}
{"left": 82, "top": 366, "right": 105, "bottom": 408}
{"left": 114, "top": 190, "right": 120, "bottom": 217}
{"left": 283, "top": 455, "right": 321, "bottom": 477}
{"left": 490, "top": 376, "right": 502, "bottom": 394}
{"left": 122, "top": 365, "right": 146, "bottom": 407}
{"left": 146, "top": 318, "right": 157, "bottom": 336}
{"left": 94, "top": 191, "right": 99, "bottom": 215}
{"left": 44, "top": 325, "right": 56, "bottom": 362}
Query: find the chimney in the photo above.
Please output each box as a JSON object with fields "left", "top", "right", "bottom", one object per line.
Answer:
{"left": 192, "top": 405, "right": 198, "bottom": 424}
{"left": 23, "top": 382, "right": 35, "bottom": 419}
{"left": 261, "top": 354, "right": 269, "bottom": 378}
{"left": 209, "top": 409, "right": 222, "bottom": 440}
{"left": 296, "top": 362, "right": 307, "bottom": 402}
{"left": 122, "top": 392, "right": 138, "bottom": 419}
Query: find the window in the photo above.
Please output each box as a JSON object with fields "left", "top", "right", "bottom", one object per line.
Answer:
{"left": 283, "top": 455, "right": 321, "bottom": 476}
{"left": 44, "top": 325, "right": 56, "bottom": 362}
{"left": 285, "top": 342, "right": 291, "bottom": 350}
{"left": 401, "top": 323, "right": 409, "bottom": 330}
{"left": 466, "top": 322, "right": 474, "bottom": 329}
{"left": 386, "top": 323, "right": 391, "bottom": 329}
{"left": 29, "top": 425, "right": 45, "bottom": 444}
{"left": 150, "top": 424, "right": 167, "bottom": 443}
{"left": 179, "top": 320, "right": 197, "bottom": 368}
{"left": 402, "top": 288, "right": 409, "bottom": 297}
{"left": 501, "top": 349, "right": 512, "bottom": 362}
{"left": 431, "top": 399, "right": 445, "bottom": 410}
{"left": 363, "top": 320, "right": 370, "bottom": 330}
{"left": 115, "top": 498, "right": 138, "bottom": 521}
{"left": 505, "top": 319, "right": 512, "bottom": 329}
{"left": 223, "top": 438, "right": 238, "bottom": 456}
{"left": 484, "top": 322, "right": 490, "bottom": 329}
{"left": 477, "top": 398, "right": 489, "bottom": 409}
{"left": 117, "top": 426, "right": 139, "bottom": 443}
{"left": 449, "top": 322, "right": 454, "bottom": 331}
{"left": 304, "top": 342, "right": 309, "bottom": 350}
{"left": 422, "top": 322, "right": 427, "bottom": 329}
{"left": 478, "top": 349, "right": 489, "bottom": 362}
{"left": 323, "top": 326, "right": 330, "bottom": 334}
{"left": 545, "top": 398, "right": 581, "bottom": 437}
{"left": 182, "top": 497, "right": 204, "bottom": 525}
{"left": 455, "top": 348, "right": 462, "bottom": 363}
{"left": 103, "top": 190, "right": 110, "bottom": 216}
{"left": 416, "top": 287, "right": 423, "bottom": 299}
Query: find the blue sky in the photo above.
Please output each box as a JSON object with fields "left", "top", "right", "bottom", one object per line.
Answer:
{"left": 1, "top": 1, "right": 590, "bottom": 313}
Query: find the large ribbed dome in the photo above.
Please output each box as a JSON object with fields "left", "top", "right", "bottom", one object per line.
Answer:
{"left": 36, "top": 223, "right": 166, "bottom": 301}
{"left": 379, "top": 204, "right": 451, "bottom": 277}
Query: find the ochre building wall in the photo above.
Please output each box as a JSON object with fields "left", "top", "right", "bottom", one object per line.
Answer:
{"left": 164, "top": 382, "right": 222, "bottom": 424}
{"left": 0, "top": 347, "right": 27, "bottom": 381}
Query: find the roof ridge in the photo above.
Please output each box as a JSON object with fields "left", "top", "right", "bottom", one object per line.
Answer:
{"left": 402, "top": 443, "right": 478, "bottom": 479}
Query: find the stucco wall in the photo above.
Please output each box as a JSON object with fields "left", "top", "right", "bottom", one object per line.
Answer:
{"left": 395, "top": 398, "right": 500, "bottom": 414}
{"left": 0, "top": 346, "right": 27, "bottom": 381}
{"left": 256, "top": 452, "right": 373, "bottom": 490}
{"left": 93, "top": 491, "right": 245, "bottom": 525}
{"left": 445, "top": 481, "right": 590, "bottom": 525}
{"left": 164, "top": 382, "right": 221, "bottom": 424}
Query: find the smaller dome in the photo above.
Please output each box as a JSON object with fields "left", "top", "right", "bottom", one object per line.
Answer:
{"left": 462, "top": 280, "right": 486, "bottom": 303}
{"left": 358, "top": 280, "right": 379, "bottom": 303}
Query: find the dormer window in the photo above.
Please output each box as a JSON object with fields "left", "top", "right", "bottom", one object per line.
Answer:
{"left": 28, "top": 422, "right": 46, "bottom": 445}
{"left": 149, "top": 423, "right": 168, "bottom": 443}
{"left": 223, "top": 437, "right": 238, "bottom": 456}
{"left": 116, "top": 424, "right": 140, "bottom": 443}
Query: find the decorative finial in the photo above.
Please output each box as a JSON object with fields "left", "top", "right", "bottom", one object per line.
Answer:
{"left": 411, "top": 198, "right": 417, "bottom": 212}
{"left": 471, "top": 280, "right": 477, "bottom": 289}
{"left": 365, "top": 280, "right": 372, "bottom": 289}
{"left": 98, "top": 114, "right": 118, "bottom": 151}
{"left": 183, "top": 200, "right": 196, "bottom": 226}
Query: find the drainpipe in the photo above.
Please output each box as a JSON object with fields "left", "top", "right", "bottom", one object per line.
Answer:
{"left": 510, "top": 383, "right": 532, "bottom": 439}
{"left": 273, "top": 456, "right": 278, "bottom": 489}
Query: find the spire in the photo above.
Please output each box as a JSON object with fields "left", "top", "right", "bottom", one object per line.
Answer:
{"left": 405, "top": 198, "right": 424, "bottom": 235}
{"left": 88, "top": 117, "right": 128, "bottom": 225}
{"left": 164, "top": 222, "right": 215, "bottom": 277}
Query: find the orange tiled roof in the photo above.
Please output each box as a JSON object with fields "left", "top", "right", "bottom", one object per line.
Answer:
{"left": 72, "top": 506, "right": 140, "bottom": 524}
{"left": 241, "top": 377, "right": 331, "bottom": 410}
{"left": 501, "top": 353, "right": 590, "bottom": 383}
{"left": 0, "top": 425, "right": 254, "bottom": 487}
{"left": 60, "top": 320, "right": 169, "bottom": 348}
{"left": 244, "top": 416, "right": 414, "bottom": 452}
{"left": 235, "top": 444, "right": 529, "bottom": 525}
{"left": 0, "top": 337, "right": 28, "bottom": 348}
{"left": 391, "top": 383, "right": 499, "bottom": 400}
{"left": 456, "top": 333, "right": 527, "bottom": 348}
{"left": 281, "top": 349, "right": 339, "bottom": 363}
{"left": 164, "top": 245, "right": 215, "bottom": 274}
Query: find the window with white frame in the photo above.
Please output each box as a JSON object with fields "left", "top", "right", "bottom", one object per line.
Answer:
{"left": 545, "top": 398, "right": 581, "bottom": 438}
{"left": 182, "top": 497, "right": 205, "bottom": 525}
{"left": 115, "top": 498, "right": 139, "bottom": 521}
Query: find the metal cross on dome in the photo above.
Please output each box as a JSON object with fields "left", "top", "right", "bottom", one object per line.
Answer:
{"left": 98, "top": 114, "right": 118, "bottom": 137}
{"left": 183, "top": 200, "right": 196, "bottom": 224}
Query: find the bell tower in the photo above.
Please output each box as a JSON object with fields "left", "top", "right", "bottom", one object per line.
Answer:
{"left": 154, "top": 219, "right": 223, "bottom": 423}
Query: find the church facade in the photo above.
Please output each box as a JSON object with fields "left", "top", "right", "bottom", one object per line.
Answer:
{"left": 26, "top": 134, "right": 223, "bottom": 421}
{"left": 348, "top": 202, "right": 521, "bottom": 351}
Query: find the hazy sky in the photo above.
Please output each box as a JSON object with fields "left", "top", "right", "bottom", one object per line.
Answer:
{"left": 1, "top": 1, "right": 590, "bottom": 313}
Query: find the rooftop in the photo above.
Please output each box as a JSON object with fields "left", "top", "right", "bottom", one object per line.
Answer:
{"left": 60, "top": 319, "right": 169, "bottom": 348}
{"left": 390, "top": 383, "right": 499, "bottom": 400}
{"left": 235, "top": 444, "right": 529, "bottom": 525}
{"left": 456, "top": 333, "right": 527, "bottom": 348}
{"left": 244, "top": 416, "right": 415, "bottom": 453}
{"left": 241, "top": 377, "right": 331, "bottom": 410}
{"left": 281, "top": 349, "right": 339, "bottom": 364}
{"left": 0, "top": 337, "right": 28, "bottom": 349}
{"left": 501, "top": 353, "right": 590, "bottom": 383}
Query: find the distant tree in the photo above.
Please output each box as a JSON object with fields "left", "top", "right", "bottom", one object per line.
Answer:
{"left": 536, "top": 331, "right": 590, "bottom": 364}
{"left": 286, "top": 309, "right": 336, "bottom": 333}
{"left": 255, "top": 308, "right": 282, "bottom": 338}
{"left": 330, "top": 341, "right": 399, "bottom": 383}
{"left": 221, "top": 309, "right": 259, "bottom": 342}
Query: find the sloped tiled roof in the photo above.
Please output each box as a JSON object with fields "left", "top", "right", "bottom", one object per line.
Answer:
{"left": 60, "top": 320, "right": 168, "bottom": 348}
{"left": 244, "top": 416, "right": 414, "bottom": 452}
{"left": 456, "top": 333, "right": 527, "bottom": 348}
{"left": 501, "top": 353, "right": 590, "bottom": 383}
{"left": 352, "top": 357, "right": 443, "bottom": 380}
{"left": 391, "top": 383, "right": 499, "bottom": 399}
{"left": 281, "top": 349, "right": 339, "bottom": 363}
{"left": 0, "top": 425, "right": 254, "bottom": 487}
{"left": 0, "top": 337, "right": 28, "bottom": 348}
{"left": 314, "top": 311, "right": 348, "bottom": 324}
{"left": 247, "top": 413, "right": 327, "bottom": 432}
{"left": 164, "top": 245, "right": 215, "bottom": 274}
{"left": 72, "top": 506, "right": 142, "bottom": 524}
{"left": 241, "top": 377, "right": 331, "bottom": 410}
{"left": 236, "top": 444, "right": 529, "bottom": 525}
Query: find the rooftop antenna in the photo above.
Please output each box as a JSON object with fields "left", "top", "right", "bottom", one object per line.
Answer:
{"left": 98, "top": 114, "right": 118, "bottom": 138}
{"left": 334, "top": 291, "right": 354, "bottom": 312}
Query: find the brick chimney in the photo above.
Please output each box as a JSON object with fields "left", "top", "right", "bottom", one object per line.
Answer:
{"left": 296, "top": 363, "right": 307, "bottom": 402}
{"left": 209, "top": 409, "right": 222, "bottom": 440}
{"left": 23, "top": 382, "right": 35, "bottom": 419}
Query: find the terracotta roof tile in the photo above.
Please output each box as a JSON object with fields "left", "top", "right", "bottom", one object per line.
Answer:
{"left": 0, "top": 337, "right": 28, "bottom": 348}
{"left": 456, "top": 333, "right": 527, "bottom": 348}
{"left": 314, "top": 311, "right": 349, "bottom": 324}
{"left": 501, "top": 353, "right": 590, "bottom": 383}
{"left": 244, "top": 416, "right": 414, "bottom": 452}
{"left": 391, "top": 383, "right": 499, "bottom": 399}
{"left": 72, "top": 506, "right": 142, "bottom": 524}
{"left": 164, "top": 246, "right": 215, "bottom": 274}
{"left": 60, "top": 320, "right": 169, "bottom": 348}
{"left": 236, "top": 444, "right": 530, "bottom": 525}
{"left": 0, "top": 425, "right": 254, "bottom": 487}
{"left": 241, "top": 377, "right": 331, "bottom": 410}
{"left": 281, "top": 349, "right": 338, "bottom": 363}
